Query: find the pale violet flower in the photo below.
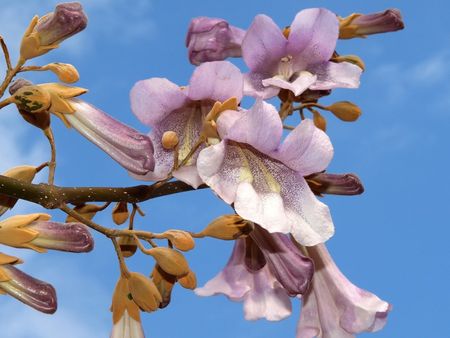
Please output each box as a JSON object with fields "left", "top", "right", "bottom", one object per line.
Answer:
{"left": 297, "top": 244, "right": 391, "bottom": 338}
{"left": 197, "top": 100, "right": 334, "bottom": 246}
{"left": 186, "top": 17, "right": 246, "bottom": 65}
{"left": 242, "top": 8, "right": 362, "bottom": 99}
{"left": 130, "top": 61, "right": 243, "bottom": 188}
{"left": 111, "top": 310, "right": 145, "bottom": 338}
{"left": 196, "top": 226, "right": 313, "bottom": 321}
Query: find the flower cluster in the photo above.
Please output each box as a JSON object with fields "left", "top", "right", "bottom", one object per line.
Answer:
{"left": 0, "top": 2, "right": 404, "bottom": 338}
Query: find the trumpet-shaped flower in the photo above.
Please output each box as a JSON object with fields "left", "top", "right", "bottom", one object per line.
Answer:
{"left": 297, "top": 244, "right": 391, "bottom": 338}
{"left": 197, "top": 100, "right": 334, "bottom": 246}
{"left": 130, "top": 61, "right": 243, "bottom": 188}
{"left": 242, "top": 8, "right": 362, "bottom": 99}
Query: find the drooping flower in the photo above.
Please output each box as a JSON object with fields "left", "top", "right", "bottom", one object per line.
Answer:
{"left": 339, "top": 9, "right": 404, "bottom": 39}
{"left": 297, "top": 244, "right": 391, "bottom": 338}
{"left": 130, "top": 60, "right": 243, "bottom": 188}
{"left": 197, "top": 100, "right": 334, "bottom": 246}
{"left": 0, "top": 213, "right": 94, "bottom": 253}
{"left": 186, "top": 17, "right": 246, "bottom": 65}
{"left": 241, "top": 8, "right": 362, "bottom": 99}
{"left": 0, "top": 252, "right": 57, "bottom": 314}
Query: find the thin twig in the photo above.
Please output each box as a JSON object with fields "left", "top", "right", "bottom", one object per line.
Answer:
{"left": 43, "top": 128, "right": 56, "bottom": 185}
{"left": 111, "top": 237, "right": 130, "bottom": 278}
{"left": 0, "top": 58, "right": 25, "bottom": 99}
{"left": 0, "top": 36, "right": 12, "bottom": 71}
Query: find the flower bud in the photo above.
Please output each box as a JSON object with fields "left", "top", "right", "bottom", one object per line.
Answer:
{"left": 147, "top": 247, "right": 189, "bottom": 277}
{"left": 160, "top": 230, "right": 195, "bottom": 251}
{"left": 186, "top": 17, "right": 246, "bottom": 65}
{"left": 0, "top": 165, "right": 38, "bottom": 216}
{"left": 44, "top": 63, "right": 80, "bottom": 83}
{"left": 161, "top": 131, "right": 179, "bottom": 150}
{"left": 151, "top": 265, "right": 176, "bottom": 309}
{"left": 312, "top": 110, "right": 327, "bottom": 132}
{"left": 112, "top": 202, "right": 129, "bottom": 225}
{"left": 339, "top": 9, "right": 404, "bottom": 39}
{"left": 9, "top": 79, "right": 33, "bottom": 95}
{"left": 178, "top": 269, "right": 197, "bottom": 290}
{"left": 65, "top": 203, "right": 104, "bottom": 222}
{"left": 0, "top": 259, "right": 57, "bottom": 314}
{"left": 118, "top": 236, "right": 137, "bottom": 258}
{"left": 306, "top": 172, "right": 364, "bottom": 196}
{"left": 128, "top": 272, "right": 162, "bottom": 312}
{"left": 12, "top": 86, "right": 52, "bottom": 113}
{"left": 198, "top": 214, "right": 254, "bottom": 240}
{"left": 36, "top": 2, "right": 87, "bottom": 46}
{"left": 110, "top": 277, "right": 140, "bottom": 324}
{"left": 0, "top": 213, "right": 94, "bottom": 253}
{"left": 325, "top": 101, "right": 362, "bottom": 122}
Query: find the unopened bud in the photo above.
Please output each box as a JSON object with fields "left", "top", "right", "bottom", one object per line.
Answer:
{"left": 147, "top": 247, "right": 189, "bottom": 277}
{"left": 151, "top": 265, "right": 176, "bottom": 308}
{"left": 128, "top": 272, "right": 162, "bottom": 312}
{"left": 306, "top": 172, "right": 364, "bottom": 196}
{"left": 160, "top": 230, "right": 195, "bottom": 251}
{"left": 161, "top": 131, "right": 179, "bottom": 150}
{"left": 0, "top": 166, "right": 38, "bottom": 216}
{"left": 332, "top": 54, "right": 365, "bottom": 71}
{"left": 9, "top": 79, "right": 33, "bottom": 95}
{"left": 339, "top": 9, "right": 404, "bottom": 39}
{"left": 12, "top": 86, "right": 52, "bottom": 113}
{"left": 198, "top": 214, "right": 254, "bottom": 240}
{"left": 118, "top": 236, "right": 137, "bottom": 258}
{"left": 65, "top": 203, "right": 104, "bottom": 222}
{"left": 312, "top": 110, "right": 327, "bottom": 132}
{"left": 325, "top": 101, "right": 361, "bottom": 122}
{"left": 112, "top": 202, "right": 129, "bottom": 225}
{"left": 178, "top": 269, "right": 197, "bottom": 290}
{"left": 44, "top": 63, "right": 80, "bottom": 83}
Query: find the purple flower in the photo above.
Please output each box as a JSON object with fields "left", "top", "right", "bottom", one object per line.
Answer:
{"left": 339, "top": 9, "right": 404, "bottom": 39}
{"left": 242, "top": 9, "right": 362, "bottom": 99}
{"left": 130, "top": 61, "right": 243, "bottom": 188}
{"left": 186, "top": 17, "right": 246, "bottom": 65}
{"left": 36, "top": 2, "right": 88, "bottom": 46}
{"left": 66, "top": 99, "right": 155, "bottom": 175}
{"left": 196, "top": 227, "right": 313, "bottom": 321}
{"left": 297, "top": 244, "right": 391, "bottom": 338}
{"left": 0, "top": 256, "right": 57, "bottom": 314}
{"left": 306, "top": 172, "right": 364, "bottom": 196}
{"left": 197, "top": 100, "right": 334, "bottom": 246}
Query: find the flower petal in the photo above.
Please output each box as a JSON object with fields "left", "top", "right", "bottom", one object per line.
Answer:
{"left": 276, "top": 119, "right": 333, "bottom": 176}
{"left": 173, "top": 166, "right": 203, "bottom": 189}
{"left": 309, "top": 61, "right": 362, "bottom": 90}
{"left": 297, "top": 244, "right": 391, "bottom": 337}
{"left": 288, "top": 8, "right": 339, "bottom": 69}
{"left": 130, "top": 78, "right": 188, "bottom": 127}
{"left": 242, "top": 15, "right": 287, "bottom": 73}
{"left": 111, "top": 310, "right": 145, "bottom": 338}
{"left": 219, "top": 100, "right": 282, "bottom": 153}
{"left": 262, "top": 71, "right": 317, "bottom": 97}
{"left": 243, "top": 72, "right": 280, "bottom": 99}
{"left": 188, "top": 61, "right": 243, "bottom": 102}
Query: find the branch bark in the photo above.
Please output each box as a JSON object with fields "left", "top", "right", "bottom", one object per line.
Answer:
{"left": 0, "top": 174, "right": 208, "bottom": 209}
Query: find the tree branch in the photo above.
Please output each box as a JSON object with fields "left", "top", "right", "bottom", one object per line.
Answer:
{"left": 0, "top": 174, "right": 208, "bottom": 209}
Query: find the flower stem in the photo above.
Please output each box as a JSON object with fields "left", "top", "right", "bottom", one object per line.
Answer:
{"left": 43, "top": 127, "right": 57, "bottom": 185}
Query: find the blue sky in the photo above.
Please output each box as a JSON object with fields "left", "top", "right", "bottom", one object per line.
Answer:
{"left": 0, "top": 0, "right": 448, "bottom": 337}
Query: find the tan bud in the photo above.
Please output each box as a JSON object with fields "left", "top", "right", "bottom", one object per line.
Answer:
{"left": 151, "top": 265, "right": 176, "bottom": 308}
{"left": 312, "top": 110, "right": 327, "bottom": 132}
{"left": 38, "top": 83, "right": 87, "bottom": 116}
{"left": 147, "top": 247, "right": 189, "bottom": 277}
{"left": 160, "top": 230, "right": 195, "bottom": 251}
{"left": 112, "top": 202, "right": 129, "bottom": 225}
{"left": 128, "top": 272, "right": 162, "bottom": 312}
{"left": 161, "top": 131, "right": 179, "bottom": 150}
{"left": 110, "top": 277, "right": 140, "bottom": 323}
{"left": 65, "top": 204, "right": 103, "bottom": 222}
{"left": 178, "top": 269, "right": 197, "bottom": 290}
{"left": 118, "top": 236, "right": 137, "bottom": 258}
{"left": 325, "top": 101, "right": 362, "bottom": 122}
{"left": 12, "top": 86, "right": 52, "bottom": 113}
{"left": 332, "top": 55, "right": 365, "bottom": 71}
{"left": 0, "top": 214, "right": 50, "bottom": 251}
{"left": 198, "top": 215, "right": 254, "bottom": 240}
{"left": 45, "top": 63, "right": 80, "bottom": 83}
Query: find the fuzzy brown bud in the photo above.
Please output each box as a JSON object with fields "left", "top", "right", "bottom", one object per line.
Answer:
{"left": 160, "top": 230, "right": 195, "bottom": 251}
{"left": 128, "top": 272, "right": 162, "bottom": 312}
{"left": 198, "top": 214, "right": 254, "bottom": 240}
{"left": 147, "top": 247, "right": 190, "bottom": 277}
{"left": 325, "top": 101, "right": 362, "bottom": 122}
{"left": 112, "top": 202, "right": 129, "bottom": 226}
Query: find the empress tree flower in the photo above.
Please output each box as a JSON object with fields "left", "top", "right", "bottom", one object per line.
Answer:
{"left": 0, "top": 252, "right": 57, "bottom": 314}
{"left": 0, "top": 213, "right": 94, "bottom": 253}
{"left": 297, "top": 244, "right": 391, "bottom": 338}
{"left": 242, "top": 8, "right": 362, "bottom": 99}
{"left": 339, "top": 9, "right": 404, "bottom": 39}
{"left": 196, "top": 226, "right": 314, "bottom": 321}
{"left": 65, "top": 99, "right": 155, "bottom": 175}
{"left": 197, "top": 100, "right": 334, "bottom": 246}
{"left": 130, "top": 61, "right": 243, "bottom": 188}
{"left": 186, "top": 17, "right": 246, "bottom": 65}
